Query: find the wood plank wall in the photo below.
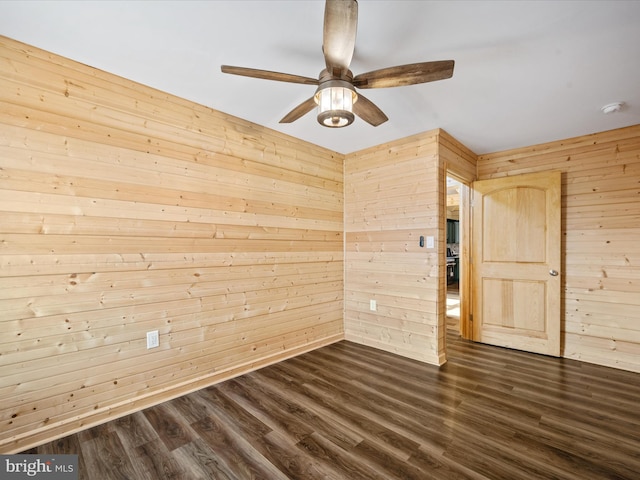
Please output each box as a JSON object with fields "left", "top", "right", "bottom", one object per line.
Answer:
{"left": 477, "top": 125, "right": 640, "bottom": 373}
{"left": 344, "top": 129, "right": 476, "bottom": 364}
{"left": 0, "top": 36, "right": 344, "bottom": 453}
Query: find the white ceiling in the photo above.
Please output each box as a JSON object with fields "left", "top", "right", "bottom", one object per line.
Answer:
{"left": 2, "top": 0, "right": 639, "bottom": 155}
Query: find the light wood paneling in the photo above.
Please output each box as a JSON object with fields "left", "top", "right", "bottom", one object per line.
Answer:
{"left": 344, "top": 131, "right": 440, "bottom": 363}
{"left": 344, "top": 130, "right": 476, "bottom": 364}
{"left": 0, "top": 36, "right": 344, "bottom": 453}
{"left": 477, "top": 125, "right": 640, "bottom": 373}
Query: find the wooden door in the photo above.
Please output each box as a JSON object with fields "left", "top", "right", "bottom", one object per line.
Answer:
{"left": 471, "top": 171, "right": 561, "bottom": 356}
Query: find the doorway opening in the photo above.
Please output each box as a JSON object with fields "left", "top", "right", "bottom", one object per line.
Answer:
{"left": 446, "top": 176, "right": 462, "bottom": 336}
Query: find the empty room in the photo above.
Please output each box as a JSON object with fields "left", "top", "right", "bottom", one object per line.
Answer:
{"left": 1, "top": 1, "right": 639, "bottom": 479}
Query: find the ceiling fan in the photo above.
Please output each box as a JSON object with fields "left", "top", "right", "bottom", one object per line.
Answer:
{"left": 221, "top": 0, "right": 454, "bottom": 128}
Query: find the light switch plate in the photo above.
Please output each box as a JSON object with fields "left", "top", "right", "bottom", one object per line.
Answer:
{"left": 370, "top": 300, "right": 377, "bottom": 311}
{"left": 146, "top": 330, "right": 159, "bottom": 349}
{"left": 426, "top": 236, "right": 435, "bottom": 248}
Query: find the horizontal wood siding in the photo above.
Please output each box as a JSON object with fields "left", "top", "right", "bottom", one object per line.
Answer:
{"left": 344, "top": 131, "right": 442, "bottom": 363}
{"left": 477, "top": 125, "right": 640, "bottom": 373}
{"left": 0, "top": 36, "right": 344, "bottom": 452}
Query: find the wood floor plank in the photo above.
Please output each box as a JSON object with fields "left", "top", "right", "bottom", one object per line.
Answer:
{"left": 172, "top": 438, "right": 237, "bottom": 480}
{"left": 133, "top": 439, "right": 187, "bottom": 480}
{"left": 537, "top": 415, "right": 640, "bottom": 476}
{"left": 168, "top": 392, "right": 220, "bottom": 426}
{"left": 190, "top": 413, "right": 288, "bottom": 480}
{"left": 24, "top": 334, "right": 640, "bottom": 479}
{"left": 78, "top": 429, "right": 138, "bottom": 480}
{"left": 296, "top": 431, "right": 392, "bottom": 480}
{"left": 142, "top": 403, "right": 197, "bottom": 452}
{"left": 113, "top": 411, "right": 159, "bottom": 450}
{"left": 193, "top": 387, "right": 273, "bottom": 442}
{"left": 512, "top": 429, "right": 640, "bottom": 479}
{"left": 260, "top": 429, "right": 344, "bottom": 480}
{"left": 288, "top": 367, "right": 424, "bottom": 459}
{"left": 408, "top": 446, "right": 491, "bottom": 480}
{"left": 217, "top": 378, "right": 315, "bottom": 443}
{"left": 246, "top": 372, "right": 362, "bottom": 451}
{"left": 350, "top": 439, "right": 427, "bottom": 479}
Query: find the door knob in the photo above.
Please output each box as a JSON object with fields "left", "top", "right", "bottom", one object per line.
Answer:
{"left": 549, "top": 269, "right": 559, "bottom": 276}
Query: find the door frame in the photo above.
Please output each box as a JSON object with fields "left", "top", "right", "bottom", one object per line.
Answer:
{"left": 444, "top": 171, "right": 473, "bottom": 341}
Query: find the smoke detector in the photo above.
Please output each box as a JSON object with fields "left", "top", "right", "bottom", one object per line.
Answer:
{"left": 601, "top": 102, "right": 624, "bottom": 114}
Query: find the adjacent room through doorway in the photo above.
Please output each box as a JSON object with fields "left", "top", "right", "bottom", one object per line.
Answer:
{"left": 446, "top": 176, "right": 462, "bottom": 335}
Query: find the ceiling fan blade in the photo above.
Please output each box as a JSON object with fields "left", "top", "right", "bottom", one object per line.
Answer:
{"left": 280, "top": 97, "right": 317, "bottom": 123}
{"left": 353, "top": 60, "right": 455, "bottom": 89}
{"left": 221, "top": 65, "right": 319, "bottom": 85}
{"left": 323, "top": 0, "right": 358, "bottom": 76}
{"left": 353, "top": 93, "right": 388, "bottom": 127}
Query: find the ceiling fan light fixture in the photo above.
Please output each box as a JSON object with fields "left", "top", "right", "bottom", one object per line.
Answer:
{"left": 222, "top": 1, "right": 454, "bottom": 129}
{"left": 314, "top": 80, "right": 358, "bottom": 128}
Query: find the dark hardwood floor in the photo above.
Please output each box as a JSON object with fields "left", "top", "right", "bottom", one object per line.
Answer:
{"left": 25, "top": 333, "right": 640, "bottom": 479}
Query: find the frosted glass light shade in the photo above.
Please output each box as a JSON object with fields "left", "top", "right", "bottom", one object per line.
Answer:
{"left": 314, "top": 84, "right": 357, "bottom": 128}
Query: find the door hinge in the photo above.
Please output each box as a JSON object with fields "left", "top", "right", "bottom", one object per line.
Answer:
{"left": 470, "top": 313, "right": 473, "bottom": 323}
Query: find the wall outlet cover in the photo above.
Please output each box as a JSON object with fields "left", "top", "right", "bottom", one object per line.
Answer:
{"left": 370, "top": 299, "right": 377, "bottom": 311}
{"left": 146, "top": 330, "right": 159, "bottom": 349}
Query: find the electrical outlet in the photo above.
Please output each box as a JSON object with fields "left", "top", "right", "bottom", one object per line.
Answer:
{"left": 146, "top": 330, "right": 159, "bottom": 349}
{"left": 370, "top": 299, "right": 377, "bottom": 311}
